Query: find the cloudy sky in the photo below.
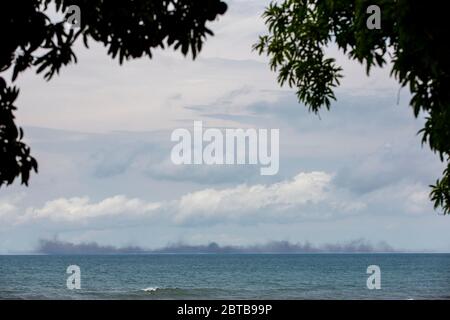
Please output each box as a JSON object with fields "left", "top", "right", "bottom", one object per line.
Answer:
{"left": 1, "top": 0, "right": 450, "bottom": 253}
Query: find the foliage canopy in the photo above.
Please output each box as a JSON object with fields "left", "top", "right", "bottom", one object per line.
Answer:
{"left": 0, "top": 0, "right": 227, "bottom": 187}
{"left": 255, "top": 0, "right": 450, "bottom": 214}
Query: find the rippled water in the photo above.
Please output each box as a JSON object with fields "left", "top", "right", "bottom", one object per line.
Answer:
{"left": 0, "top": 254, "right": 449, "bottom": 299}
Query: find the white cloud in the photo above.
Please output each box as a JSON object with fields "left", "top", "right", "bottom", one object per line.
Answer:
{"left": 0, "top": 199, "right": 18, "bottom": 219}
{"left": 175, "top": 171, "right": 332, "bottom": 223}
{"left": 7, "top": 170, "right": 431, "bottom": 229}
{"left": 0, "top": 194, "right": 24, "bottom": 222}
{"left": 21, "top": 195, "right": 161, "bottom": 223}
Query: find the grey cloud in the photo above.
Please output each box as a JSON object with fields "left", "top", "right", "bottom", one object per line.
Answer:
{"left": 24, "top": 126, "right": 261, "bottom": 185}
{"left": 334, "top": 140, "right": 444, "bottom": 195}
{"left": 190, "top": 87, "right": 416, "bottom": 132}
{"left": 37, "top": 238, "right": 398, "bottom": 255}
{"left": 37, "top": 239, "right": 145, "bottom": 255}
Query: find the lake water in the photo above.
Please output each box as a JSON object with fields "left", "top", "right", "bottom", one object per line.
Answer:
{"left": 0, "top": 254, "right": 449, "bottom": 299}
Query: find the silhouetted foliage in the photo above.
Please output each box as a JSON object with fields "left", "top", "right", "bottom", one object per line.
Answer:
{"left": 255, "top": 0, "right": 450, "bottom": 214}
{"left": 0, "top": 0, "right": 227, "bottom": 187}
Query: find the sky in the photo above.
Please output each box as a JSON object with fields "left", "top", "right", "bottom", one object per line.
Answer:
{"left": 1, "top": 0, "right": 450, "bottom": 253}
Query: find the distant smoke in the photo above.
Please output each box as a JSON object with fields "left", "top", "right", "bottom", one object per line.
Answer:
{"left": 37, "top": 239, "right": 144, "bottom": 255}
{"left": 37, "top": 238, "right": 397, "bottom": 255}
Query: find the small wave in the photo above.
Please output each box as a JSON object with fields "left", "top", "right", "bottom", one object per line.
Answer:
{"left": 142, "top": 287, "right": 159, "bottom": 292}
{"left": 141, "top": 286, "right": 184, "bottom": 294}
{"left": 139, "top": 286, "right": 227, "bottom": 299}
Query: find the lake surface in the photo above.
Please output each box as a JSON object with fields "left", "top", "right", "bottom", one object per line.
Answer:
{"left": 0, "top": 254, "right": 449, "bottom": 299}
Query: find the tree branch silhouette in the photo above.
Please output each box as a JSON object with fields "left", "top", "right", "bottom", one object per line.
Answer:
{"left": 255, "top": 0, "right": 450, "bottom": 214}
{"left": 0, "top": 0, "right": 227, "bottom": 187}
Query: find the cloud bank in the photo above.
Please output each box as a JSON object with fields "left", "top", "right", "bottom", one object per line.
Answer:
{"left": 3, "top": 171, "right": 367, "bottom": 229}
